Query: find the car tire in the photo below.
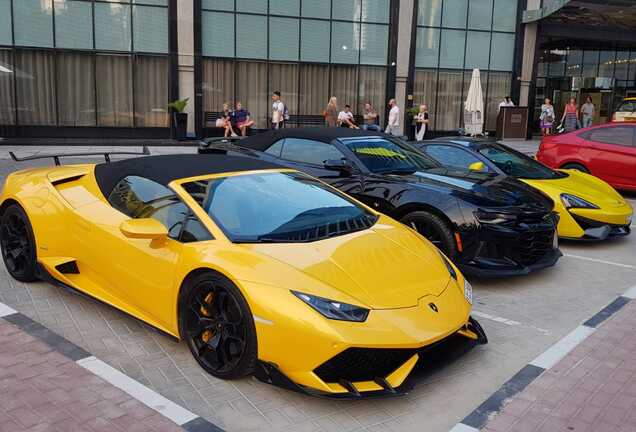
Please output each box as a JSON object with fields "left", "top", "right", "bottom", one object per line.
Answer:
{"left": 0, "top": 204, "right": 38, "bottom": 282}
{"left": 179, "top": 270, "right": 257, "bottom": 380}
{"left": 400, "top": 211, "right": 457, "bottom": 259}
{"left": 561, "top": 163, "right": 589, "bottom": 173}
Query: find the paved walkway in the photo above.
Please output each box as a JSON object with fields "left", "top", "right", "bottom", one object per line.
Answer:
{"left": 0, "top": 319, "right": 185, "bottom": 432}
{"left": 481, "top": 300, "right": 636, "bottom": 432}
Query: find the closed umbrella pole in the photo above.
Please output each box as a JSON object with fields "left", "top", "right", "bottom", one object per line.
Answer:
{"left": 464, "top": 68, "right": 484, "bottom": 136}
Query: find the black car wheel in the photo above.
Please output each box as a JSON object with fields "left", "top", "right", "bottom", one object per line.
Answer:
{"left": 179, "top": 271, "right": 257, "bottom": 380}
{"left": 561, "top": 163, "right": 589, "bottom": 173}
{"left": 400, "top": 211, "right": 457, "bottom": 259}
{"left": 0, "top": 204, "right": 38, "bottom": 282}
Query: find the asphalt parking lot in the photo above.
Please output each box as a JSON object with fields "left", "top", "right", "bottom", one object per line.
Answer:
{"left": 0, "top": 144, "right": 633, "bottom": 432}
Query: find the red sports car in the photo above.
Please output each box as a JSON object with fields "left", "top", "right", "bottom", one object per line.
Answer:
{"left": 537, "top": 123, "right": 636, "bottom": 192}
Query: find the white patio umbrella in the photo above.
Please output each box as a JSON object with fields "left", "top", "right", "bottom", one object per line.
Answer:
{"left": 464, "top": 68, "right": 484, "bottom": 136}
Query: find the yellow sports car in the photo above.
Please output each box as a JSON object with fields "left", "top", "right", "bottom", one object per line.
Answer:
{"left": 416, "top": 140, "right": 633, "bottom": 240}
{"left": 0, "top": 151, "right": 485, "bottom": 397}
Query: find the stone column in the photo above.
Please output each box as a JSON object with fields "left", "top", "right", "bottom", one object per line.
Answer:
{"left": 395, "top": 0, "right": 415, "bottom": 135}
{"left": 519, "top": 0, "right": 541, "bottom": 107}
{"left": 177, "top": 0, "right": 196, "bottom": 136}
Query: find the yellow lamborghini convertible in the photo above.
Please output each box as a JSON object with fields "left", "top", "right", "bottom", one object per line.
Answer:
{"left": 0, "top": 152, "right": 485, "bottom": 397}
{"left": 417, "top": 140, "right": 633, "bottom": 241}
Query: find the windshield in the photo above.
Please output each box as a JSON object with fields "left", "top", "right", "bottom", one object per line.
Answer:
{"left": 341, "top": 137, "right": 438, "bottom": 174}
{"left": 616, "top": 101, "right": 636, "bottom": 112}
{"left": 182, "top": 171, "right": 377, "bottom": 243}
{"left": 478, "top": 144, "right": 566, "bottom": 180}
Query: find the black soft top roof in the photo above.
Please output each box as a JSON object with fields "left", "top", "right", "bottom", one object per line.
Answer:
{"left": 239, "top": 128, "right": 386, "bottom": 152}
{"left": 94, "top": 154, "right": 283, "bottom": 197}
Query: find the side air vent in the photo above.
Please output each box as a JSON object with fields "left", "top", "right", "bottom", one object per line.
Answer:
{"left": 56, "top": 261, "right": 79, "bottom": 274}
{"left": 51, "top": 175, "right": 85, "bottom": 186}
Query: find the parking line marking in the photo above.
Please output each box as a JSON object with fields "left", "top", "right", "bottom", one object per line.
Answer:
{"left": 77, "top": 356, "right": 198, "bottom": 426}
{"left": 564, "top": 254, "right": 636, "bottom": 270}
{"left": 624, "top": 285, "right": 636, "bottom": 299}
{"left": 529, "top": 326, "right": 595, "bottom": 370}
{"left": 0, "top": 302, "right": 17, "bottom": 318}
{"left": 472, "top": 311, "right": 550, "bottom": 335}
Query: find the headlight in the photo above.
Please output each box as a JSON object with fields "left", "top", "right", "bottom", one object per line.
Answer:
{"left": 291, "top": 291, "right": 369, "bottom": 322}
{"left": 560, "top": 194, "right": 599, "bottom": 209}
{"left": 474, "top": 211, "right": 516, "bottom": 224}
{"left": 438, "top": 250, "right": 457, "bottom": 280}
{"left": 464, "top": 280, "right": 473, "bottom": 305}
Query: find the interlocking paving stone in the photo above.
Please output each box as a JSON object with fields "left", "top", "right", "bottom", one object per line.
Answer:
{"left": 481, "top": 300, "right": 636, "bottom": 432}
{"left": 0, "top": 146, "right": 633, "bottom": 432}
{"left": 0, "top": 320, "right": 185, "bottom": 432}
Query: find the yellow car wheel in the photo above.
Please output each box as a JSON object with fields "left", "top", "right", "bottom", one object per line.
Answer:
{"left": 0, "top": 203, "right": 38, "bottom": 282}
{"left": 179, "top": 271, "right": 257, "bottom": 380}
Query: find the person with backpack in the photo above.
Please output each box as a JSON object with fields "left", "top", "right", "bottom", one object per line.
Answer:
{"left": 271, "top": 91, "right": 287, "bottom": 129}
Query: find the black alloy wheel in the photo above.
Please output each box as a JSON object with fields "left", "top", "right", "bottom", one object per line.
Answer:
{"left": 0, "top": 204, "right": 38, "bottom": 282}
{"left": 180, "top": 272, "right": 257, "bottom": 380}
{"left": 400, "top": 211, "right": 457, "bottom": 259}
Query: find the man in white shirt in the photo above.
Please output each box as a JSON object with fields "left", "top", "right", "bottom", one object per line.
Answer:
{"left": 385, "top": 98, "right": 400, "bottom": 136}
{"left": 271, "top": 91, "right": 285, "bottom": 129}
{"left": 498, "top": 96, "right": 515, "bottom": 111}
{"left": 338, "top": 105, "right": 359, "bottom": 129}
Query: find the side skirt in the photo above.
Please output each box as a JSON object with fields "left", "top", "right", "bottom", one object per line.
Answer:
{"left": 36, "top": 263, "right": 180, "bottom": 343}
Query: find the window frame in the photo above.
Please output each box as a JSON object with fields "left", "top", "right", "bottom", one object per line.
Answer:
{"left": 275, "top": 138, "right": 347, "bottom": 167}
{"left": 424, "top": 143, "right": 489, "bottom": 172}
{"left": 107, "top": 175, "right": 214, "bottom": 243}
{"left": 586, "top": 125, "right": 636, "bottom": 148}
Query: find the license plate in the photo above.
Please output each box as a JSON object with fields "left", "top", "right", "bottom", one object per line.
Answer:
{"left": 553, "top": 231, "right": 559, "bottom": 249}
{"left": 464, "top": 280, "right": 473, "bottom": 305}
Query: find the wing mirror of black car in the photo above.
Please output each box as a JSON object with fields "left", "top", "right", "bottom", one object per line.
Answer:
{"left": 324, "top": 159, "right": 355, "bottom": 175}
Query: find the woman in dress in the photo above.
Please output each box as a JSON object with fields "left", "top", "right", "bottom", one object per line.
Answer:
{"left": 539, "top": 98, "right": 555, "bottom": 137}
{"left": 415, "top": 104, "right": 429, "bottom": 141}
{"left": 324, "top": 97, "right": 339, "bottom": 127}
{"left": 560, "top": 97, "right": 579, "bottom": 133}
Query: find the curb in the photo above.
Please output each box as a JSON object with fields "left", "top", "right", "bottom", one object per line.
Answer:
{"left": 450, "top": 284, "right": 636, "bottom": 432}
{"left": 0, "top": 301, "right": 223, "bottom": 432}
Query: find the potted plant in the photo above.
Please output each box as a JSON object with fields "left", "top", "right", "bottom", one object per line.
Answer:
{"left": 168, "top": 98, "right": 189, "bottom": 141}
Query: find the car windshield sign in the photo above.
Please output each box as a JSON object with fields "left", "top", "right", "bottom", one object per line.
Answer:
{"left": 182, "top": 172, "right": 377, "bottom": 243}
{"left": 478, "top": 144, "right": 566, "bottom": 180}
{"left": 341, "top": 137, "right": 438, "bottom": 174}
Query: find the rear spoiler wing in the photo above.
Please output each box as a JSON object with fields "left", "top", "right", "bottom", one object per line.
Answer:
{"left": 9, "top": 146, "right": 150, "bottom": 166}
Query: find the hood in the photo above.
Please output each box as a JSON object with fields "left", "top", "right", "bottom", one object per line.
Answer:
{"left": 389, "top": 168, "right": 554, "bottom": 212}
{"left": 243, "top": 219, "right": 452, "bottom": 309}
{"left": 523, "top": 170, "right": 629, "bottom": 209}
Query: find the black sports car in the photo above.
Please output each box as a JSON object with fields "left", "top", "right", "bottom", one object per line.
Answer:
{"left": 199, "top": 129, "right": 562, "bottom": 277}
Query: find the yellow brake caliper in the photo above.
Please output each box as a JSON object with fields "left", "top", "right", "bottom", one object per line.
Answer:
{"left": 200, "top": 292, "right": 214, "bottom": 343}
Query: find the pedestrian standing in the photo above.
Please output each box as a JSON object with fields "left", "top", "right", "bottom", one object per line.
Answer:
{"left": 415, "top": 104, "right": 429, "bottom": 141}
{"left": 539, "top": 98, "right": 555, "bottom": 137}
{"left": 385, "top": 98, "right": 400, "bottom": 136}
{"left": 271, "top": 91, "right": 285, "bottom": 129}
{"left": 560, "top": 97, "right": 578, "bottom": 133}
{"left": 581, "top": 96, "right": 595, "bottom": 128}
{"left": 362, "top": 103, "right": 381, "bottom": 131}
{"left": 324, "top": 97, "right": 338, "bottom": 127}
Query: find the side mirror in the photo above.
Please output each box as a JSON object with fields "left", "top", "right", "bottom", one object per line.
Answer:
{"left": 120, "top": 218, "right": 168, "bottom": 239}
{"left": 468, "top": 161, "right": 486, "bottom": 172}
{"left": 324, "top": 159, "right": 354, "bottom": 175}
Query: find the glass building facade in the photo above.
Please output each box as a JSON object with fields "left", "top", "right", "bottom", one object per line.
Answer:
{"left": 413, "top": 0, "right": 519, "bottom": 132}
{"left": 0, "top": 0, "right": 530, "bottom": 138}
{"left": 534, "top": 48, "right": 636, "bottom": 127}
{"left": 200, "top": 0, "right": 393, "bottom": 129}
{"left": 0, "top": 0, "right": 171, "bottom": 134}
